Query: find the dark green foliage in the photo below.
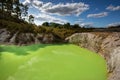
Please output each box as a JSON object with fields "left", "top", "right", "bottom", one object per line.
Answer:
{"left": 37, "top": 26, "right": 76, "bottom": 39}
{"left": 49, "top": 22, "right": 61, "bottom": 28}
{"left": 42, "top": 22, "right": 49, "bottom": 26}
{"left": 63, "top": 22, "right": 71, "bottom": 29}
{"left": 108, "top": 25, "right": 120, "bottom": 28}
{"left": 0, "top": 19, "right": 35, "bottom": 33}
{"left": 0, "top": 0, "right": 28, "bottom": 20}
{"left": 29, "top": 15, "right": 34, "bottom": 24}
{"left": 72, "top": 24, "right": 80, "bottom": 28}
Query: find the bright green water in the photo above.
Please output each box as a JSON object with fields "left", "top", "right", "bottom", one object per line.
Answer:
{"left": 0, "top": 44, "right": 107, "bottom": 80}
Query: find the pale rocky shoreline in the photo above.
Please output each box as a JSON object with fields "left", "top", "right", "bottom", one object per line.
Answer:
{"left": 0, "top": 29, "right": 62, "bottom": 45}
{"left": 66, "top": 32, "right": 120, "bottom": 80}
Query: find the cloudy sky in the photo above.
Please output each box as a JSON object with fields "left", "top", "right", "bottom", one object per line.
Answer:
{"left": 20, "top": 0, "right": 120, "bottom": 27}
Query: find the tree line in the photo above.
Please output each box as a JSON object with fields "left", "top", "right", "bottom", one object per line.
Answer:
{"left": 42, "top": 22, "right": 81, "bottom": 29}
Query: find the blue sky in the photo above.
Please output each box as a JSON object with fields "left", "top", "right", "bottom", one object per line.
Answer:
{"left": 20, "top": 0, "right": 120, "bottom": 27}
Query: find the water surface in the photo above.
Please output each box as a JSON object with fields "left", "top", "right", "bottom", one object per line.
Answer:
{"left": 0, "top": 44, "right": 107, "bottom": 80}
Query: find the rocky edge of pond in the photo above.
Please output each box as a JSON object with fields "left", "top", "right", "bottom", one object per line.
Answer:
{"left": 66, "top": 32, "right": 120, "bottom": 80}
{"left": 0, "top": 29, "right": 63, "bottom": 45}
{"left": 0, "top": 28, "right": 120, "bottom": 80}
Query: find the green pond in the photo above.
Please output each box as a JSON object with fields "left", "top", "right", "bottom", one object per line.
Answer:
{"left": 0, "top": 44, "right": 107, "bottom": 80}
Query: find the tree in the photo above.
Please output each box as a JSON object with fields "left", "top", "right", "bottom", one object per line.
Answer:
{"left": 0, "top": 0, "right": 6, "bottom": 13}
{"left": 12, "top": 0, "right": 22, "bottom": 18}
{"left": 49, "top": 22, "right": 60, "bottom": 27}
{"left": 29, "top": 15, "right": 34, "bottom": 24}
{"left": 64, "top": 22, "right": 71, "bottom": 28}
{"left": 0, "top": 0, "right": 29, "bottom": 22}
{"left": 21, "top": 4, "right": 28, "bottom": 18}
{"left": 73, "top": 24, "right": 80, "bottom": 28}
{"left": 42, "top": 22, "right": 49, "bottom": 26}
{"left": 5, "top": 0, "right": 13, "bottom": 15}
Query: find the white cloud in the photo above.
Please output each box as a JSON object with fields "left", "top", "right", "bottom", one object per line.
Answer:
{"left": 32, "top": 0, "right": 43, "bottom": 8}
{"left": 22, "top": 0, "right": 70, "bottom": 25}
{"left": 42, "top": 2, "right": 52, "bottom": 9}
{"left": 42, "top": 3, "right": 89, "bottom": 16}
{"left": 33, "top": 13, "right": 68, "bottom": 25}
{"left": 74, "top": 19, "right": 93, "bottom": 27}
{"left": 23, "top": 0, "right": 89, "bottom": 16}
{"left": 23, "top": 0, "right": 43, "bottom": 8}
{"left": 74, "top": 18, "right": 84, "bottom": 23}
{"left": 108, "top": 22, "right": 120, "bottom": 27}
{"left": 23, "top": 0, "right": 31, "bottom": 6}
{"left": 106, "top": 5, "right": 120, "bottom": 11}
{"left": 22, "top": 0, "right": 89, "bottom": 25}
{"left": 87, "top": 12, "right": 108, "bottom": 18}
{"left": 79, "top": 22, "right": 93, "bottom": 27}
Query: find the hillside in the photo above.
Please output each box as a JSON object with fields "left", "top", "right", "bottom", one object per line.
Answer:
{"left": 0, "top": 19, "right": 76, "bottom": 45}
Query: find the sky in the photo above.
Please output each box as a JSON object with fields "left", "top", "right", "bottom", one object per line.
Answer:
{"left": 20, "top": 0, "right": 120, "bottom": 27}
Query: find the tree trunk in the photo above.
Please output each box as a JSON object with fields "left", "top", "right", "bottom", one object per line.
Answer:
{"left": 1, "top": 2, "right": 4, "bottom": 18}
